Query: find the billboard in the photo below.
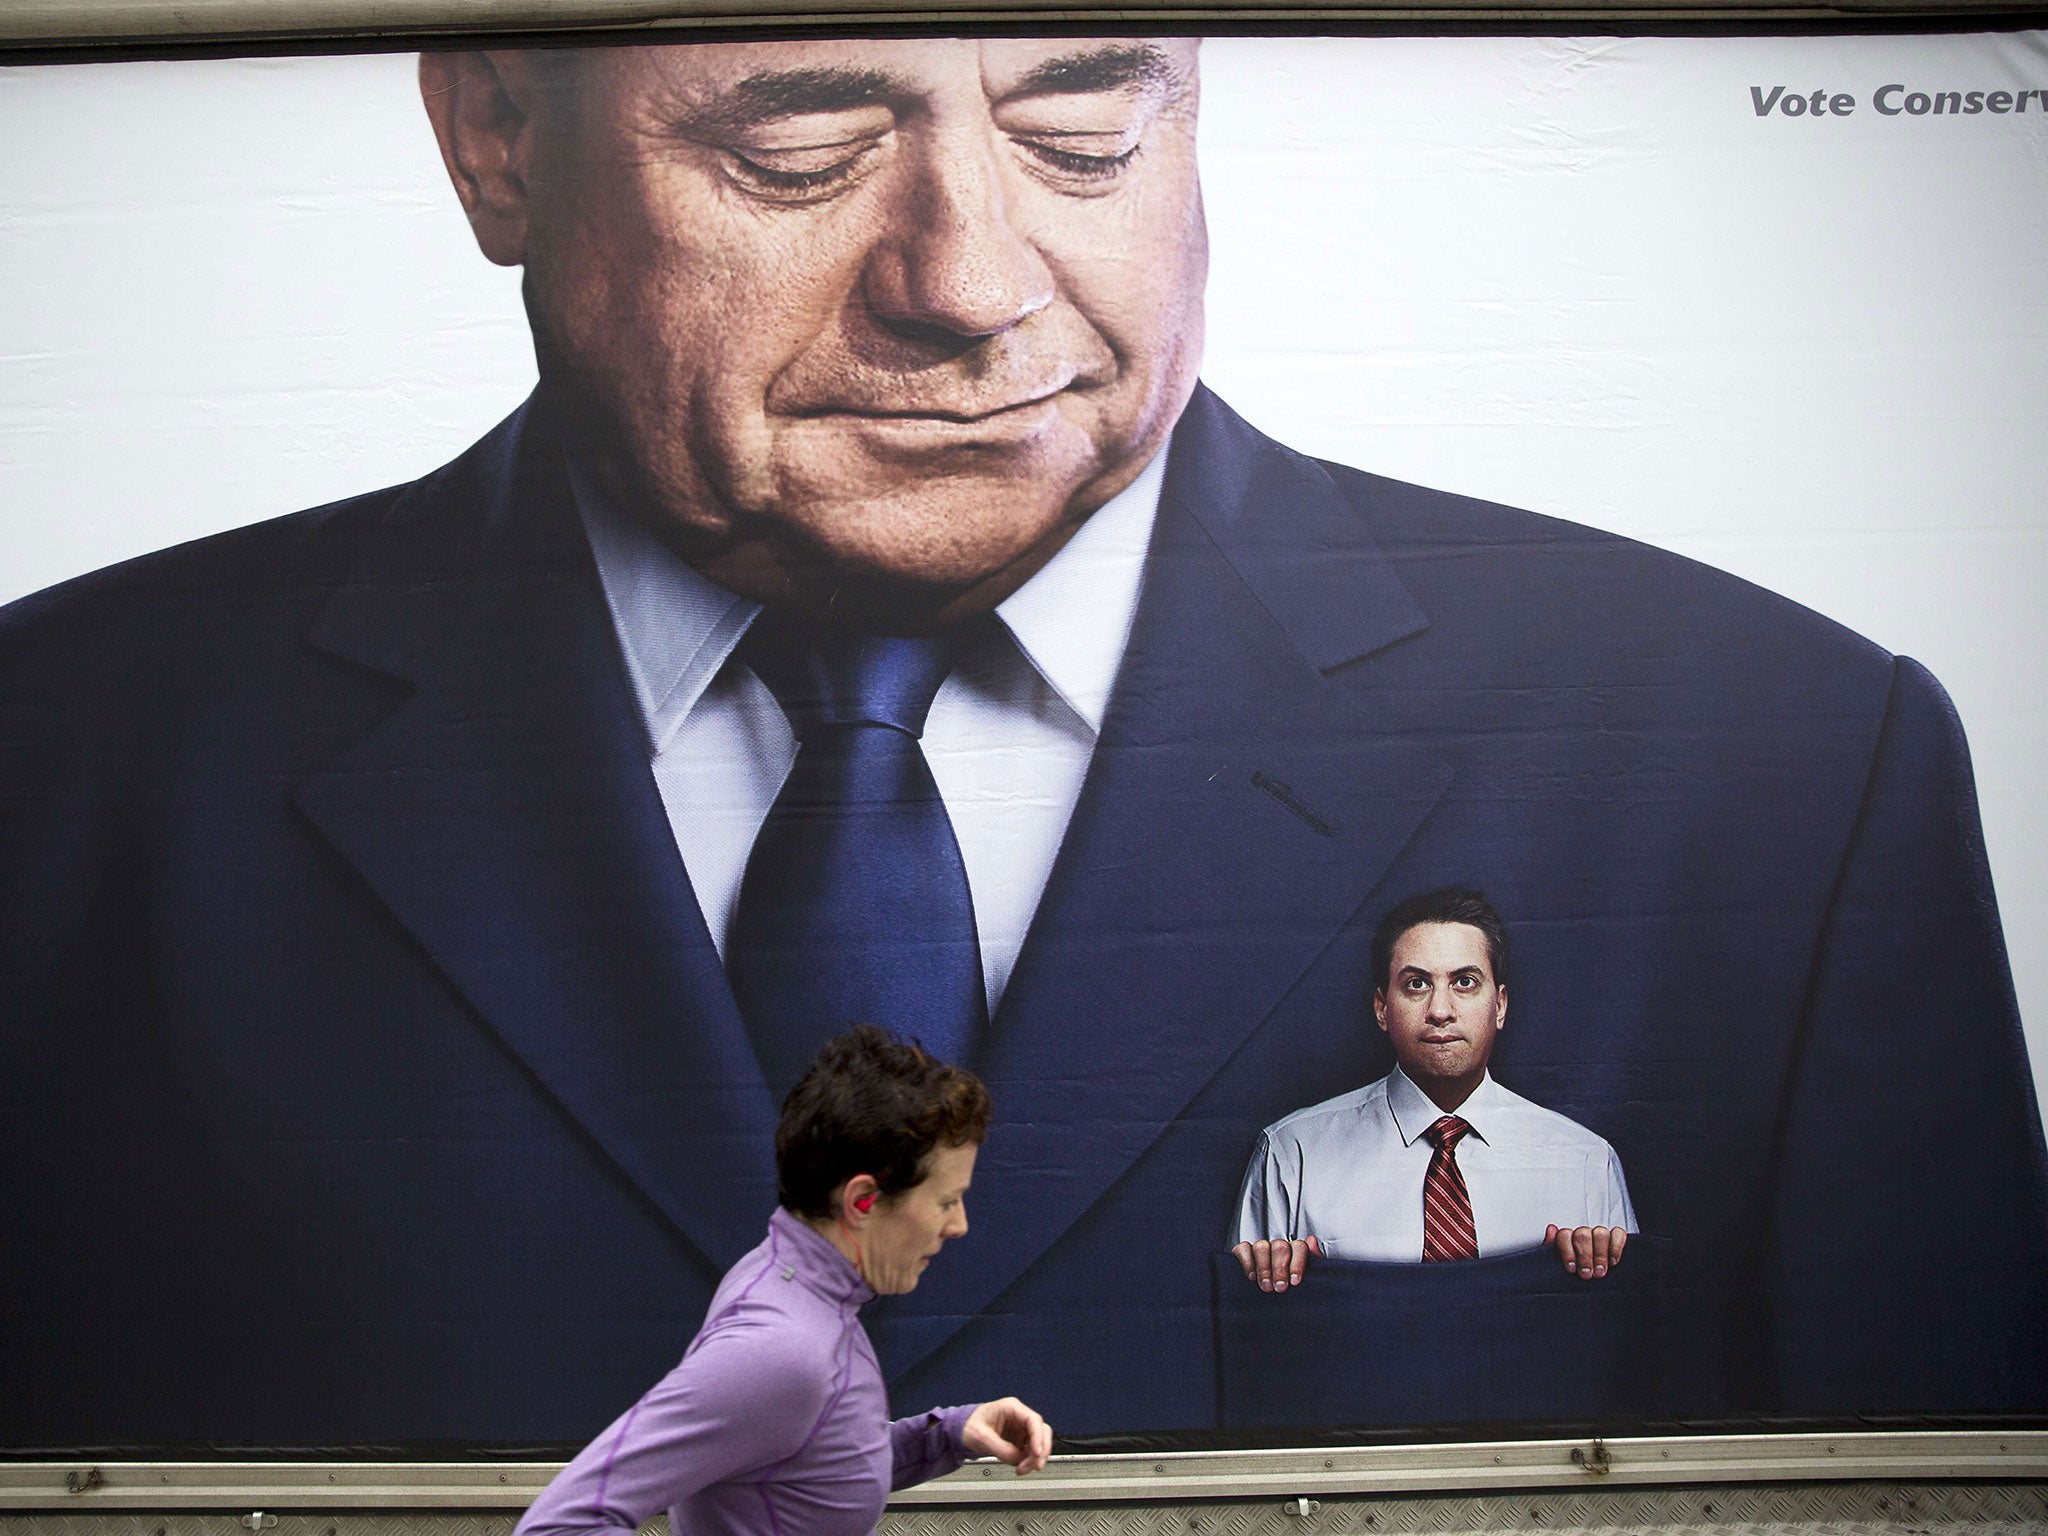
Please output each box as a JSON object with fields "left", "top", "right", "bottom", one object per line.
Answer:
{"left": 3, "top": 30, "right": 2046, "bottom": 1452}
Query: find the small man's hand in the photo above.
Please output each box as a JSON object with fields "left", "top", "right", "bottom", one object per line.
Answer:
{"left": 962, "top": 1397, "right": 1053, "bottom": 1476}
{"left": 1230, "top": 1235, "right": 1323, "bottom": 1293}
{"left": 1545, "top": 1224, "right": 1625, "bottom": 1279}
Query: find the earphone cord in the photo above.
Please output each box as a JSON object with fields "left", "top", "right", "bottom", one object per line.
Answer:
{"left": 837, "top": 1212, "right": 866, "bottom": 1283}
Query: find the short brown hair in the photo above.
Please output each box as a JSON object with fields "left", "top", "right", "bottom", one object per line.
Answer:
{"left": 775, "top": 1025, "right": 993, "bottom": 1219}
{"left": 1373, "top": 886, "right": 1510, "bottom": 992}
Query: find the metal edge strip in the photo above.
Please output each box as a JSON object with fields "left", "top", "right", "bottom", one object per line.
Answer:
{"left": 2, "top": 0, "right": 2042, "bottom": 48}
{"left": 3, "top": 1431, "right": 2046, "bottom": 1509}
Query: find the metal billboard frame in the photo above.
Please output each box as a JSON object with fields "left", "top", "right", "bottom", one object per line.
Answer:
{"left": 3, "top": 0, "right": 2047, "bottom": 51}
{"left": 4, "top": 0, "right": 2045, "bottom": 1516}
{"left": 1, "top": 1432, "right": 2045, "bottom": 1510}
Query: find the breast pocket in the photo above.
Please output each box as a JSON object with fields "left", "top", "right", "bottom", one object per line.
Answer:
{"left": 1213, "top": 1236, "right": 1674, "bottom": 1430}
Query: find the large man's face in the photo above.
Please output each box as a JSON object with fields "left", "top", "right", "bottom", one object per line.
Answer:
{"left": 426, "top": 38, "right": 1208, "bottom": 626}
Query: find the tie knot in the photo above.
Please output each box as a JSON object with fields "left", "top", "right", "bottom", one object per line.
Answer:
{"left": 1424, "top": 1115, "right": 1471, "bottom": 1151}
{"left": 740, "top": 614, "right": 964, "bottom": 740}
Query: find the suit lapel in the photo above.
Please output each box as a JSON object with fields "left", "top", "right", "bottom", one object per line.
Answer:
{"left": 874, "top": 389, "right": 1452, "bottom": 1378}
{"left": 293, "top": 403, "right": 778, "bottom": 1276}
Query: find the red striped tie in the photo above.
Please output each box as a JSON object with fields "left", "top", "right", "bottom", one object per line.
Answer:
{"left": 1422, "top": 1115, "right": 1478, "bottom": 1263}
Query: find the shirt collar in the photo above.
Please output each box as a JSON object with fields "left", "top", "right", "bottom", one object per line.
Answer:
{"left": 1388, "top": 1064, "right": 1502, "bottom": 1148}
{"left": 768, "top": 1206, "right": 875, "bottom": 1310}
{"left": 993, "top": 440, "right": 1168, "bottom": 736}
{"left": 569, "top": 458, "right": 758, "bottom": 758}
{"left": 572, "top": 442, "right": 1169, "bottom": 754}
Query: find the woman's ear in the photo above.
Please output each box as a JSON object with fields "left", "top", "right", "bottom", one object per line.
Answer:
{"left": 419, "top": 51, "right": 549, "bottom": 267}
{"left": 841, "top": 1174, "right": 881, "bottom": 1223}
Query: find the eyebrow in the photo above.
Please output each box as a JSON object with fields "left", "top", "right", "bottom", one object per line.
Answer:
{"left": 665, "top": 45, "right": 1180, "bottom": 141}
{"left": 1004, "top": 43, "right": 1180, "bottom": 101}
{"left": 683, "top": 66, "right": 908, "bottom": 135}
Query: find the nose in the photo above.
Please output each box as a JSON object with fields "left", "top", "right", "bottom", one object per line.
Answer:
{"left": 947, "top": 1199, "right": 970, "bottom": 1239}
{"left": 861, "top": 132, "right": 1055, "bottom": 342}
{"left": 1427, "top": 984, "right": 1457, "bottom": 1023}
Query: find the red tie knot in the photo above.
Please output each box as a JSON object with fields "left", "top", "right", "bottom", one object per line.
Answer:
{"left": 1425, "top": 1115, "right": 1472, "bottom": 1152}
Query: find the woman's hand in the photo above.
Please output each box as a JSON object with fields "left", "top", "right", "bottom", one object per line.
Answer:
{"left": 962, "top": 1396, "right": 1053, "bottom": 1475}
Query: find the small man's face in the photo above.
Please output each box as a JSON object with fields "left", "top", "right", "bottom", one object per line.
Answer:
{"left": 432, "top": 38, "right": 1207, "bottom": 627}
{"left": 1374, "top": 921, "right": 1507, "bottom": 1094}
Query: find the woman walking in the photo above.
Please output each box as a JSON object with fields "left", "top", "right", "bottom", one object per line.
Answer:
{"left": 514, "top": 1026, "right": 1051, "bottom": 1536}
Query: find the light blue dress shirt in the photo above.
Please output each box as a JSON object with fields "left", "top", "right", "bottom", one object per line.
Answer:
{"left": 1233, "top": 1067, "right": 1636, "bottom": 1261}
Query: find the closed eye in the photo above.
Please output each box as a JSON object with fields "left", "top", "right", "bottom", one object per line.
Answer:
{"left": 1013, "top": 133, "right": 1142, "bottom": 186}
{"left": 724, "top": 136, "right": 886, "bottom": 201}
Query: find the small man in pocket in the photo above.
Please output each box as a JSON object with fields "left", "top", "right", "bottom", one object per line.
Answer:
{"left": 1232, "top": 886, "right": 1635, "bottom": 1293}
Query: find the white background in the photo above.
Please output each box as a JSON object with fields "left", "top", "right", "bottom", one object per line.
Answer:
{"left": 3, "top": 33, "right": 2045, "bottom": 1120}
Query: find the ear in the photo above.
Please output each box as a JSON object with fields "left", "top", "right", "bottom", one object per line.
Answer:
{"left": 419, "top": 50, "right": 547, "bottom": 267}
{"left": 839, "top": 1173, "right": 881, "bottom": 1224}
{"left": 1493, "top": 984, "right": 1507, "bottom": 1031}
{"left": 1373, "top": 990, "right": 1388, "bottom": 1030}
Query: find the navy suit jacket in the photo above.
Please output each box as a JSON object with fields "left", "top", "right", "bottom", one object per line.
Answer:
{"left": 3, "top": 386, "right": 2045, "bottom": 1446}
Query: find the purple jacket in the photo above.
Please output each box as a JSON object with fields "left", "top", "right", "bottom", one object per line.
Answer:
{"left": 516, "top": 1209, "right": 977, "bottom": 1536}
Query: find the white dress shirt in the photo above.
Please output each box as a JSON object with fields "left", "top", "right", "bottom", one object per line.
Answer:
{"left": 1233, "top": 1066, "right": 1636, "bottom": 1262}
{"left": 572, "top": 448, "right": 1166, "bottom": 1017}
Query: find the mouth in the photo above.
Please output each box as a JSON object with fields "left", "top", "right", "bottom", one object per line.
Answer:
{"left": 808, "top": 393, "right": 1063, "bottom": 424}
{"left": 786, "top": 371, "right": 1078, "bottom": 424}
{"left": 782, "top": 396, "right": 1070, "bottom": 459}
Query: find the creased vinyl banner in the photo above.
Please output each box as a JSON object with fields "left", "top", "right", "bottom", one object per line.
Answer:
{"left": 1, "top": 31, "right": 2045, "bottom": 1452}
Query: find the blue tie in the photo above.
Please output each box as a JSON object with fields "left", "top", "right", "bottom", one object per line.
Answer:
{"left": 727, "top": 615, "right": 989, "bottom": 1101}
